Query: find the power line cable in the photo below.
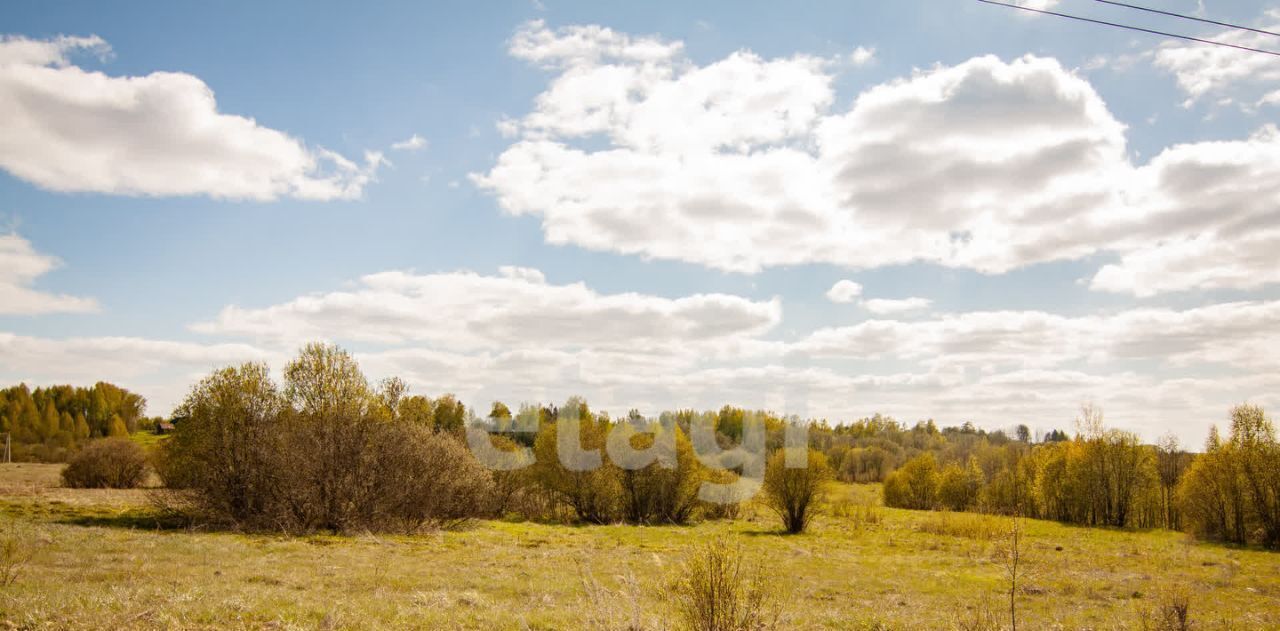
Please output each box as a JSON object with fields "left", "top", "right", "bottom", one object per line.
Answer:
{"left": 975, "top": 0, "right": 1280, "bottom": 57}
{"left": 1094, "top": 0, "right": 1280, "bottom": 40}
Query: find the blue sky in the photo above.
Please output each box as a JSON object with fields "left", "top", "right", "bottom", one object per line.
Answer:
{"left": 2, "top": 0, "right": 1278, "bottom": 445}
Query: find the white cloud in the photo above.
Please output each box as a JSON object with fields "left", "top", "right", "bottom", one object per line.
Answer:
{"left": 0, "top": 34, "right": 380, "bottom": 200}
{"left": 391, "top": 134, "right": 427, "bottom": 152}
{"left": 1152, "top": 10, "right": 1280, "bottom": 102}
{"left": 849, "top": 46, "right": 875, "bottom": 66}
{"left": 825, "top": 280, "right": 862, "bottom": 303}
{"left": 1012, "top": 0, "right": 1060, "bottom": 9}
{"left": 0, "top": 332, "right": 272, "bottom": 415}
{"left": 509, "top": 20, "right": 683, "bottom": 69}
{"left": 861, "top": 297, "right": 931, "bottom": 315}
{"left": 476, "top": 24, "right": 1130, "bottom": 275}
{"left": 192, "top": 266, "right": 781, "bottom": 350}
{"left": 794, "top": 301, "right": 1280, "bottom": 375}
{"left": 172, "top": 258, "right": 1280, "bottom": 443}
{"left": 4, "top": 277, "right": 1276, "bottom": 443}
{"left": 1090, "top": 125, "right": 1280, "bottom": 295}
{"left": 0, "top": 232, "right": 97, "bottom": 315}
{"left": 475, "top": 21, "right": 1280, "bottom": 296}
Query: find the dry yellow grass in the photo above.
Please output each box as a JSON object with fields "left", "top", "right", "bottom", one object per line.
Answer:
{"left": 0, "top": 464, "right": 1277, "bottom": 629}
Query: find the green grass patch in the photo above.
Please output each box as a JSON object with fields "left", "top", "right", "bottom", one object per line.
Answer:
{"left": 0, "top": 471, "right": 1276, "bottom": 629}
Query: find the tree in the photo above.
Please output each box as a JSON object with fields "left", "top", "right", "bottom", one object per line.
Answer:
{"left": 883, "top": 453, "right": 939, "bottom": 510}
{"left": 937, "top": 458, "right": 984, "bottom": 511}
{"left": 40, "top": 403, "right": 59, "bottom": 441}
{"left": 1015, "top": 424, "right": 1031, "bottom": 443}
{"left": 1156, "top": 433, "right": 1188, "bottom": 530}
{"left": 157, "top": 362, "right": 286, "bottom": 524}
{"left": 1174, "top": 408, "right": 1280, "bottom": 547}
{"left": 999, "top": 515, "right": 1030, "bottom": 631}
{"left": 716, "top": 405, "right": 746, "bottom": 442}
{"left": 16, "top": 395, "right": 39, "bottom": 444}
{"left": 1227, "top": 404, "right": 1280, "bottom": 547}
{"left": 107, "top": 414, "right": 128, "bottom": 437}
{"left": 431, "top": 394, "right": 467, "bottom": 434}
{"left": 88, "top": 388, "right": 108, "bottom": 437}
{"left": 398, "top": 395, "right": 434, "bottom": 427}
{"left": 762, "top": 448, "right": 833, "bottom": 534}
{"left": 531, "top": 397, "right": 620, "bottom": 524}
{"left": 73, "top": 413, "right": 90, "bottom": 441}
{"left": 377, "top": 376, "right": 407, "bottom": 420}
{"left": 280, "top": 343, "right": 380, "bottom": 531}
{"left": 612, "top": 422, "right": 702, "bottom": 524}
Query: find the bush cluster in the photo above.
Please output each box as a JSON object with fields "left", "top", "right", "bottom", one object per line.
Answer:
{"left": 157, "top": 345, "right": 493, "bottom": 533}
{"left": 157, "top": 343, "right": 835, "bottom": 534}
{"left": 61, "top": 437, "right": 148, "bottom": 489}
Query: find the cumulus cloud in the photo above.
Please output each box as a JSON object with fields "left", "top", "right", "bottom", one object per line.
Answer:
{"left": 849, "top": 46, "right": 875, "bottom": 66}
{"left": 794, "top": 301, "right": 1280, "bottom": 375}
{"left": 861, "top": 297, "right": 932, "bottom": 315}
{"left": 192, "top": 265, "right": 781, "bottom": 350}
{"left": 475, "top": 24, "right": 1126, "bottom": 274}
{"left": 825, "top": 280, "right": 863, "bottom": 303}
{"left": 474, "top": 21, "right": 1280, "bottom": 296}
{"left": 1090, "top": 125, "right": 1280, "bottom": 295}
{"left": 1153, "top": 10, "right": 1280, "bottom": 103}
{"left": 0, "top": 34, "right": 380, "bottom": 200}
{"left": 391, "top": 134, "right": 427, "bottom": 152}
{"left": 0, "top": 232, "right": 97, "bottom": 315}
{"left": 171, "top": 259, "right": 1280, "bottom": 443}
{"left": 508, "top": 20, "right": 683, "bottom": 69}
{"left": 0, "top": 332, "right": 272, "bottom": 415}
{"left": 2, "top": 266, "right": 1273, "bottom": 442}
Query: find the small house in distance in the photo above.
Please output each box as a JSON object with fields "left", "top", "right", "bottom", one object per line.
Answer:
{"left": 154, "top": 419, "right": 176, "bottom": 434}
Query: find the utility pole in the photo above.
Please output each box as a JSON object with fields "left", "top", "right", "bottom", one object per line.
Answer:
{"left": 3, "top": 432, "right": 9, "bottom": 463}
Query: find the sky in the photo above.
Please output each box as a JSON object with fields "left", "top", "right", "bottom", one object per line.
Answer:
{"left": 1, "top": 0, "right": 1278, "bottom": 446}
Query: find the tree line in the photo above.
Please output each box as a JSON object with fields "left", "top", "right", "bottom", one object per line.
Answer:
{"left": 9, "top": 343, "right": 1278, "bottom": 547}
{"left": 0, "top": 382, "right": 150, "bottom": 462}
{"left": 147, "top": 343, "right": 834, "bottom": 534}
{"left": 875, "top": 403, "right": 1280, "bottom": 548}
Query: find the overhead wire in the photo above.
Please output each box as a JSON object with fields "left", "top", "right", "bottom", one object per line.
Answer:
{"left": 1093, "top": 0, "right": 1280, "bottom": 40}
{"left": 975, "top": 0, "right": 1280, "bottom": 57}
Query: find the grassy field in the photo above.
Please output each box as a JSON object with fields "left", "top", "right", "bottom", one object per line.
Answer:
{"left": 1, "top": 463, "right": 1277, "bottom": 630}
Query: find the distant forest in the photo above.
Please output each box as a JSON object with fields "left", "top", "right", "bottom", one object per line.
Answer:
{"left": 4, "top": 370, "right": 1277, "bottom": 548}
{"left": 0, "top": 383, "right": 152, "bottom": 461}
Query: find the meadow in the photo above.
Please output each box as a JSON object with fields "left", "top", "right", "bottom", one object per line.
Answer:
{"left": 1, "top": 463, "right": 1278, "bottom": 630}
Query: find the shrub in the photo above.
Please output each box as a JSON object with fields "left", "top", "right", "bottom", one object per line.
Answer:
{"left": 578, "top": 561, "right": 660, "bottom": 631}
{"left": 614, "top": 423, "right": 702, "bottom": 525}
{"left": 0, "top": 522, "right": 47, "bottom": 588}
{"left": 531, "top": 398, "right": 622, "bottom": 524}
{"left": 916, "top": 511, "right": 1001, "bottom": 541}
{"left": 952, "top": 596, "right": 1001, "bottom": 631}
{"left": 762, "top": 448, "right": 833, "bottom": 534}
{"left": 484, "top": 434, "right": 543, "bottom": 518}
{"left": 1178, "top": 405, "right": 1280, "bottom": 547}
{"left": 937, "top": 459, "right": 984, "bottom": 512}
{"left": 61, "top": 437, "right": 148, "bottom": 489}
{"left": 669, "top": 541, "right": 779, "bottom": 631}
{"left": 700, "top": 466, "right": 744, "bottom": 521}
{"left": 360, "top": 423, "right": 495, "bottom": 531}
{"left": 158, "top": 345, "right": 494, "bottom": 533}
{"left": 883, "top": 453, "right": 939, "bottom": 510}
{"left": 154, "top": 363, "right": 283, "bottom": 523}
{"left": 1135, "top": 584, "right": 1193, "bottom": 631}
